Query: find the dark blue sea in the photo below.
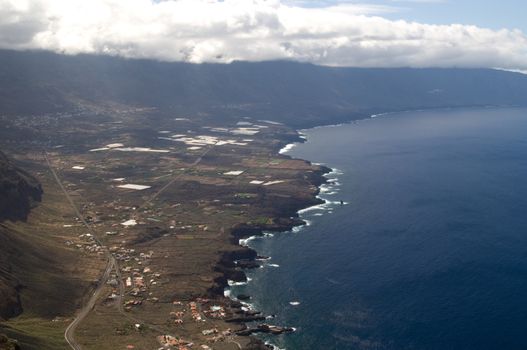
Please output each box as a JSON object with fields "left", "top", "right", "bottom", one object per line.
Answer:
{"left": 229, "top": 107, "right": 527, "bottom": 350}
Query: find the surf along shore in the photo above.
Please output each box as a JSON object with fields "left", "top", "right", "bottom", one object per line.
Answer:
{"left": 215, "top": 134, "right": 332, "bottom": 347}
{"left": 223, "top": 131, "right": 340, "bottom": 348}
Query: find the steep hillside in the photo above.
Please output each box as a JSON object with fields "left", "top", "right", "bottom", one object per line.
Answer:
{"left": 0, "top": 151, "right": 42, "bottom": 222}
{"left": 0, "top": 151, "right": 43, "bottom": 321}
{"left": 0, "top": 233, "right": 22, "bottom": 322}
{"left": 0, "top": 334, "right": 20, "bottom": 350}
{"left": 0, "top": 154, "right": 103, "bottom": 350}
{"left": 1, "top": 50, "right": 527, "bottom": 126}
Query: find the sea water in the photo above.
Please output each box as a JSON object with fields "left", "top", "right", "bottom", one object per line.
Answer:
{"left": 231, "top": 107, "right": 527, "bottom": 349}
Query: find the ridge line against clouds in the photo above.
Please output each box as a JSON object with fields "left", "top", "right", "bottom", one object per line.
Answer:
{"left": 0, "top": 0, "right": 526, "bottom": 70}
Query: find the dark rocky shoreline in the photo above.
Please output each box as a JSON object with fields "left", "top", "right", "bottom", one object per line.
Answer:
{"left": 210, "top": 136, "right": 332, "bottom": 348}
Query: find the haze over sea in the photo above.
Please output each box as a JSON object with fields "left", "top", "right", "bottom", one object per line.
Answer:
{"left": 231, "top": 107, "right": 527, "bottom": 349}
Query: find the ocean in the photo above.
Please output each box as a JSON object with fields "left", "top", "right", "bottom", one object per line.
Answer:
{"left": 229, "top": 107, "right": 527, "bottom": 350}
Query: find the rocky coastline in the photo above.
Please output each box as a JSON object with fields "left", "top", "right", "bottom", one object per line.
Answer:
{"left": 210, "top": 137, "right": 332, "bottom": 348}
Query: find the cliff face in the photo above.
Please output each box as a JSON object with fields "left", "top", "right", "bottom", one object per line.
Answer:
{"left": 0, "top": 225, "right": 24, "bottom": 321}
{"left": 0, "top": 151, "right": 42, "bottom": 321}
{"left": 0, "top": 151, "right": 42, "bottom": 222}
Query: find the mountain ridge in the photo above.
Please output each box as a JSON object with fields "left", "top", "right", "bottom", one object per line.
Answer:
{"left": 1, "top": 49, "right": 527, "bottom": 127}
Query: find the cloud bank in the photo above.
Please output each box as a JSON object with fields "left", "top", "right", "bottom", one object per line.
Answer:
{"left": 1, "top": 0, "right": 526, "bottom": 69}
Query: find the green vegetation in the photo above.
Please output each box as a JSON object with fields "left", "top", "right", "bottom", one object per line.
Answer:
{"left": 0, "top": 333, "right": 20, "bottom": 350}
{"left": 1, "top": 317, "right": 65, "bottom": 350}
{"left": 250, "top": 217, "right": 274, "bottom": 225}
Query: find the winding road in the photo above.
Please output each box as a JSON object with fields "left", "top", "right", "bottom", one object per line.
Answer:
{"left": 44, "top": 152, "right": 116, "bottom": 350}
{"left": 63, "top": 258, "right": 116, "bottom": 350}
{"left": 45, "top": 143, "right": 238, "bottom": 349}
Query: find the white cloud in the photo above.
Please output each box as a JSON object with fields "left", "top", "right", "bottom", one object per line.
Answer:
{"left": 0, "top": 0, "right": 526, "bottom": 70}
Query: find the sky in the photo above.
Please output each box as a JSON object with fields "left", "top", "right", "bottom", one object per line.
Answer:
{"left": 1, "top": 0, "right": 526, "bottom": 70}
{"left": 294, "top": 1, "right": 527, "bottom": 33}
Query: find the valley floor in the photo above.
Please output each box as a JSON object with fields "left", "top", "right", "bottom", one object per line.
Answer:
{"left": 0, "top": 106, "right": 326, "bottom": 350}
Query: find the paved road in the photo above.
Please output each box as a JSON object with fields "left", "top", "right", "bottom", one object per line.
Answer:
{"left": 64, "top": 257, "right": 116, "bottom": 350}
{"left": 45, "top": 152, "right": 180, "bottom": 348}
{"left": 46, "top": 146, "right": 233, "bottom": 349}
{"left": 44, "top": 152, "right": 116, "bottom": 350}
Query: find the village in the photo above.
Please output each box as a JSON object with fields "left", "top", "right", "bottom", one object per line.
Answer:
{"left": 0, "top": 107, "right": 326, "bottom": 350}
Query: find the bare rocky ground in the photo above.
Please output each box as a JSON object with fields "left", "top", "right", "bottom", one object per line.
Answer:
{"left": 0, "top": 106, "right": 327, "bottom": 350}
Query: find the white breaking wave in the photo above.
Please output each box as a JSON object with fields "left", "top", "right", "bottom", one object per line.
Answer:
{"left": 298, "top": 204, "right": 326, "bottom": 214}
{"left": 279, "top": 143, "right": 297, "bottom": 154}
{"left": 239, "top": 235, "right": 259, "bottom": 246}
{"left": 228, "top": 280, "right": 248, "bottom": 286}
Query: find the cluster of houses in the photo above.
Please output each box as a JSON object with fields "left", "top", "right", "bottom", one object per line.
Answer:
{"left": 57, "top": 118, "right": 293, "bottom": 349}
{"left": 156, "top": 335, "right": 195, "bottom": 350}
{"left": 189, "top": 302, "right": 204, "bottom": 322}
{"left": 65, "top": 232, "right": 105, "bottom": 255}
